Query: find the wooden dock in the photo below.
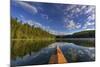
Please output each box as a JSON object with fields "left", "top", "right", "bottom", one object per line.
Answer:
{"left": 49, "top": 46, "right": 68, "bottom": 64}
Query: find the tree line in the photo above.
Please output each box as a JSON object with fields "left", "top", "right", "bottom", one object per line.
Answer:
{"left": 11, "top": 18, "right": 55, "bottom": 40}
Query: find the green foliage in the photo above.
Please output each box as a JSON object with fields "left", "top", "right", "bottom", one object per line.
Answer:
{"left": 56, "top": 30, "right": 95, "bottom": 38}
{"left": 73, "top": 30, "right": 95, "bottom": 38}
{"left": 11, "top": 18, "right": 55, "bottom": 40}
{"left": 11, "top": 40, "right": 54, "bottom": 59}
{"left": 11, "top": 18, "right": 56, "bottom": 59}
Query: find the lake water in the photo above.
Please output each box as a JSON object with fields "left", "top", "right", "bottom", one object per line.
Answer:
{"left": 11, "top": 40, "right": 95, "bottom": 66}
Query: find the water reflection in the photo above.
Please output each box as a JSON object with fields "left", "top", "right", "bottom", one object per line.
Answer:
{"left": 11, "top": 40, "right": 95, "bottom": 66}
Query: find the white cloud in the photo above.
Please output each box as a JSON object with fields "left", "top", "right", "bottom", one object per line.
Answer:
{"left": 46, "top": 29, "right": 71, "bottom": 35}
{"left": 86, "top": 6, "right": 95, "bottom": 22}
{"left": 29, "top": 20, "right": 43, "bottom": 28}
{"left": 85, "top": 6, "right": 95, "bottom": 14}
{"left": 76, "top": 23, "right": 81, "bottom": 29}
{"left": 82, "top": 6, "right": 95, "bottom": 30}
{"left": 81, "top": 6, "right": 87, "bottom": 10}
{"left": 83, "top": 21, "right": 95, "bottom": 29}
{"left": 22, "top": 20, "right": 43, "bottom": 28}
{"left": 87, "top": 22, "right": 95, "bottom": 26}
{"left": 16, "top": 1, "right": 38, "bottom": 14}
{"left": 66, "top": 20, "right": 76, "bottom": 29}
{"left": 64, "top": 5, "right": 84, "bottom": 16}
{"left": 63, "top": 5, "right": 95, "bottom": 31}
{"left": 63, "top": 5, "right": 95, "bottom": 20}
{"left": 87, "top": 13, "right": 95, "bottom": 22}
{"left": 27, "top": 20, "right": 34, "bottom": 26}
{"left": 65, "top": 20, "right": 81, "bottom": 30}
{"left": 64, "top": 5, "right": 77, "bottom": 11}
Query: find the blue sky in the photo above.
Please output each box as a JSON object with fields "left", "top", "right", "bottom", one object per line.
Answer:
{"left": 11, "top": 1, "right": 95, "bottom": 35}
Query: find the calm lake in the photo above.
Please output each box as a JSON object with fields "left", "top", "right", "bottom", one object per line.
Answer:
{"left": 11, "top": 39, "right": 95, "bottom": 66}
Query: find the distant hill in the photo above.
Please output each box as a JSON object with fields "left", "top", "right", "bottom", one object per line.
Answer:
{"left": 56, "top": 30, "right": 95, "bottom": 38}
{"left": 72, "top": 30, "right": 95, "bottom": 38}
{"left": 11, "top": 18, "right": 55, "bottom": 40}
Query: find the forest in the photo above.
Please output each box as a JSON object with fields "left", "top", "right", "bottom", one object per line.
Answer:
{"left": 11, "top": 18, "right": 95, "bottom": 59}
{"left": 56, "top": 30, "right": 95, "bottom": 38}
{"left": 11, "top": 18, "right": 55, "bottom": 41}
{"left": 11, "top": 18, "right": 95, "bottom": 40}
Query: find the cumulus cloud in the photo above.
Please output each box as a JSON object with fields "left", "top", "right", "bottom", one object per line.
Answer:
{"left": 64, "top": 5, "right": 85, "bottom": 17}
{"left": 16, "top": 1, "right": 38, "bottom": 14}
{"left": 82, "top": 6, "right": 95, "bottom": 30}
{"left": 65, "top": 20, "right": 81, "bottom": 30}
{"left": 12, "top": 2, "right": 95, "bottom": 35}
{"left": 87, "top": 13, "right": 95, "bottom": 22}
{"left": 63, "top": 5, "right": 95, "bottom": 20}
{"left": 83, "top": 21, "right": 95, "bottom": 29}
{"left": 85, "top": 6, "right": 95, "bottom": 14}
{"left": 86, "top": 6, "right": 95, "bottom": 22}
{"left": 66, "top": 20, "right": 76, "bottom": 29}
{"left": 76, "top": 23, "right": 81, "bottom": 29}
{"left": 63, "top": 4, "right": 95, "bottom": 31}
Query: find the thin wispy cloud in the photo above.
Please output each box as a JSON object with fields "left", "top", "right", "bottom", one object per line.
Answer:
{"left": 16, "top": 1, "right": 38, "bottom": 14}
{"left": 11, "top": 1, "right": 95, "bottom": 35}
